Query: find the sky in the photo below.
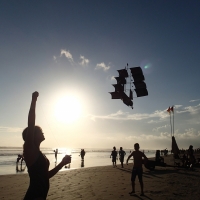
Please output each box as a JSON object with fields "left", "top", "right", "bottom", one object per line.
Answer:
{"left": 0, "top": 1, "right": 200, "bottom": 150}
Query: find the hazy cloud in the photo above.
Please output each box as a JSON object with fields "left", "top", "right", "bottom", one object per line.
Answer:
{"left": 87, "top": 109, "right": 170, "bottom": 121}
{"left": 0, "top": 126, "right": 23, "bottom": 133}
{"left": 125, "top": 132, "right": 170, "bottom": 141}
{"left": 174, "top": 105, "right": 182, "bottom": 108}
{"left": 60, "top": 49, "right": 73, "bottom": 62}
{"left": 95, "top": 62, "right": 110, "bottom": 71}
{"left": 177, "top": 104, "right": 200, "bottom": 114}
{"left": 79, "top": 55, "right": 89, "bottom": 66}
{"left": 176, "top": 128, "right": 200, "bottom": 139}
{"left": 111, "top": 76, "right": 115, "bottom": 81}
{"left": 189, "top": 99, "right": 200, "bottom": 103}
{"left": 152, "top": 125, "right": 169, "bottom": 132}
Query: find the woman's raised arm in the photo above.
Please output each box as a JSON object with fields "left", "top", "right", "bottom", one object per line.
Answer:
{"left": 25, "top": 91, "right": 39, "bottom": 146}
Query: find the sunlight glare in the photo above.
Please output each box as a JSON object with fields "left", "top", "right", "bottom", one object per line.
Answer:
{"left": 55, "top": 95, "right": 82, "bottom": 123}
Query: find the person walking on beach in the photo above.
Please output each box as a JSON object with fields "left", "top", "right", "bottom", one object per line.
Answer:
{"left": 22, "top": 92, "right": 71, "bottom": 200}
{"left": 110, "top": 146, "right": 118, "bottom": 167}
{"left": 126, "top": 143, "right": 148, "bottom": 196}
{"left": 119, "top": 147, "right": 126, "bottom": 168}
{"left": 54, "top": 149, "right": 58, "bottom": 163}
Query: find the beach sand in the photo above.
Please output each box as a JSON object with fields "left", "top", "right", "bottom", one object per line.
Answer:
{"left": 1, "top": 155, "right": 200, "bottom": 200}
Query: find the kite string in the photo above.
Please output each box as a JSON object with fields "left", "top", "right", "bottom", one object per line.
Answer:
{"left": 40, "top": 105, "right": 60, "bottom": 148}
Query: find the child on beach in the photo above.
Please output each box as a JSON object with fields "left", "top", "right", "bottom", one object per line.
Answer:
{"left": 110, "top": 146, "right": 118, "bottom": 167}
{"left": 126, "top": 143, "right": 148, "bottom": 196}
{"left": 22, "top": 92, "right": 71, "bottom": 200}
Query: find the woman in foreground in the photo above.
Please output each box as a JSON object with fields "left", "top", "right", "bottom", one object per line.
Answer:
{"left": 23, "top": 92, "right": 71, "bottom": 200}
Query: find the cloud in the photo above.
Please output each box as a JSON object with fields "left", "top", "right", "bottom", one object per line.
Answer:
{"left": 152, "top": 125, "right": 169, "bottom": 132}
{"left": 111, "top": 76, "right": 115, "bottom": 81}
{"left": 174, "top": 105, "right": 182, "bottom": 108}
{"left": 87, "top": 103, "right": 200, "bottom": 125}
{"left": 87, "top": 109, "right": 170, "bottom": 121}
{"left": 189, "top": 99, "right": 200, "bottom": 103}
{"left": 95, "top": 62, "right": 110, "bottom": 71}
{"left": 0, "top": 126, "right": 23, "bottom": 133}
{"left": 125, "top": 132, "right": 170, "bottom": 141}
{"left": 60, "top": 49, "right": 73, "bottom": 62}
{"left": 177, "top": 104, "right": 200, "bottom": 114}
{"left": 175, "top": 128, "right": 200, "bottom": 139}
{"left": 53, "top": 56, "right": 57, "bottom": 63}
{"left": 79, "top": 55, "right": 89, "bottom": 66}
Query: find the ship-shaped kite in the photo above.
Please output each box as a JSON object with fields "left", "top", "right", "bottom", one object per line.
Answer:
{"left": 109, "top": 64, "right": 148, "bottom": 109}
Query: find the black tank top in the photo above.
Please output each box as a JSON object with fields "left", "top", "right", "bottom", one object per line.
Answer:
{"left": 24, "top": 151, "right": 50, "bottom": 200}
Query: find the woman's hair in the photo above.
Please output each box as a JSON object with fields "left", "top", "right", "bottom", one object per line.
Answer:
{"left": 22, "top": 126, "right": 42, "bottom": 141}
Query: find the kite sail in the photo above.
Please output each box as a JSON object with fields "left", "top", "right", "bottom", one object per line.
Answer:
{"left": 109, "top": 64, "right": 148, "bottom": 109}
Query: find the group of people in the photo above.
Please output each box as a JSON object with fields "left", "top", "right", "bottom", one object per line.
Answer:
{"left": 21, "top": 91, "right": 150, "bottom": 199}
{"left": 110, "top": 146, "right": 126, "bottom": 168}
{"left": 177, "top": 145, "right": 197, "bottom": 169}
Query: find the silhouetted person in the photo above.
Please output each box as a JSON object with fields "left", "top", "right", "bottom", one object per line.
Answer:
{"left": 155, "top": 150, "right": 164, "bottom": 163}
{"left": 110, "top": 146, "right": 118, "bottom": 167}
{"left": 126, "top": 143, "right": 148, "bottom": 196}
{"left": 182, "top": 153, "right": 187, "bottom": 167}
{"left": 80, "top": 149, "right": 85, "bottom": 160}
{"left": 119, "top": 147, "right": 126, "bottom": 168}
{"left": 22, "top": 91, "right": 71, "bottom": 200}
{"left": 164, "top": 148, "right": 168, "bottom": 156}
{"left": 188, "top": 145, "right": 195, "bottom": 168}
{"left": 16, "top": 154, "right": 25, "bottom": 165}
{"left": 54, "top": 149, "right": 58, "bottom": 163}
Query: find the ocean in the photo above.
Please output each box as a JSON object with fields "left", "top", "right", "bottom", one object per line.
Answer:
{"left": 0, "top": 147, "right": 156, "bottom": 175}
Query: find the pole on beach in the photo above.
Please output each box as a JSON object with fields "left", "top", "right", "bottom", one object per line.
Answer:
{"left": 167, "top": 107, "right": 172, "bottom": 138}
{"left": 171, "top": 106, "right": 174, "bottom": 137}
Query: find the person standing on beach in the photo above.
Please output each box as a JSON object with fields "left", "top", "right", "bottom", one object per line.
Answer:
{"left": 187, "top": 145, "right": 195, "bottom": 168}
{"left": 54, "top": 149, "right": 58, "bottom": 163}
{"left": 80, "top": 149, "right": 86, "bottom": 160}
{"left": 126, "top": 143, "right": 148, "bottom": 196}
{"left": 110, "top": 146, "right": 118, "bottom": 167}
{"left": 22, "top": 92, "right": 71, "bottom": 200}
{"left": 119, "top": 147, "right": 126, "bottom": 168}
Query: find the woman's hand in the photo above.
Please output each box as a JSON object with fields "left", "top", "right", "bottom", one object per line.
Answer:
{"left": 61, "top": 155, "right": 71, "bottom": 165}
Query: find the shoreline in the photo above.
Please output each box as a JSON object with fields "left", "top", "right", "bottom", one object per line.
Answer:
{"left": 1, "top": 154, "right": 200, "bottom": 199}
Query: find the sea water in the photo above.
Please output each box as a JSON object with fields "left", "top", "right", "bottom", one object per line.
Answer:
{"left": 0, "top": 147, "right": 156, "bottom": 175}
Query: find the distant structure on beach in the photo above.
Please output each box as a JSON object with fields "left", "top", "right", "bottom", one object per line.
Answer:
{"left": 109, "top": 63, "right": 148, "bottom": 109}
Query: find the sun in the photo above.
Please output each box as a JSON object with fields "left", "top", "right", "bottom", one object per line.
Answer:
{"left": 54, "top": 95, "right": 82, "bottom": 123}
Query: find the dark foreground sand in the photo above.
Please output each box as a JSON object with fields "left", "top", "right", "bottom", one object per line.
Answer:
{"left": 0, "top": 154, "right": 200, "bottom": 200}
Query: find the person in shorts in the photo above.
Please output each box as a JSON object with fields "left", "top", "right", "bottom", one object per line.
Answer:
{"left": 126, "top": 143, "right": 148, "bottom": 196}
{"left": 110, "top": 146, "right": 118, "bottom": 167}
